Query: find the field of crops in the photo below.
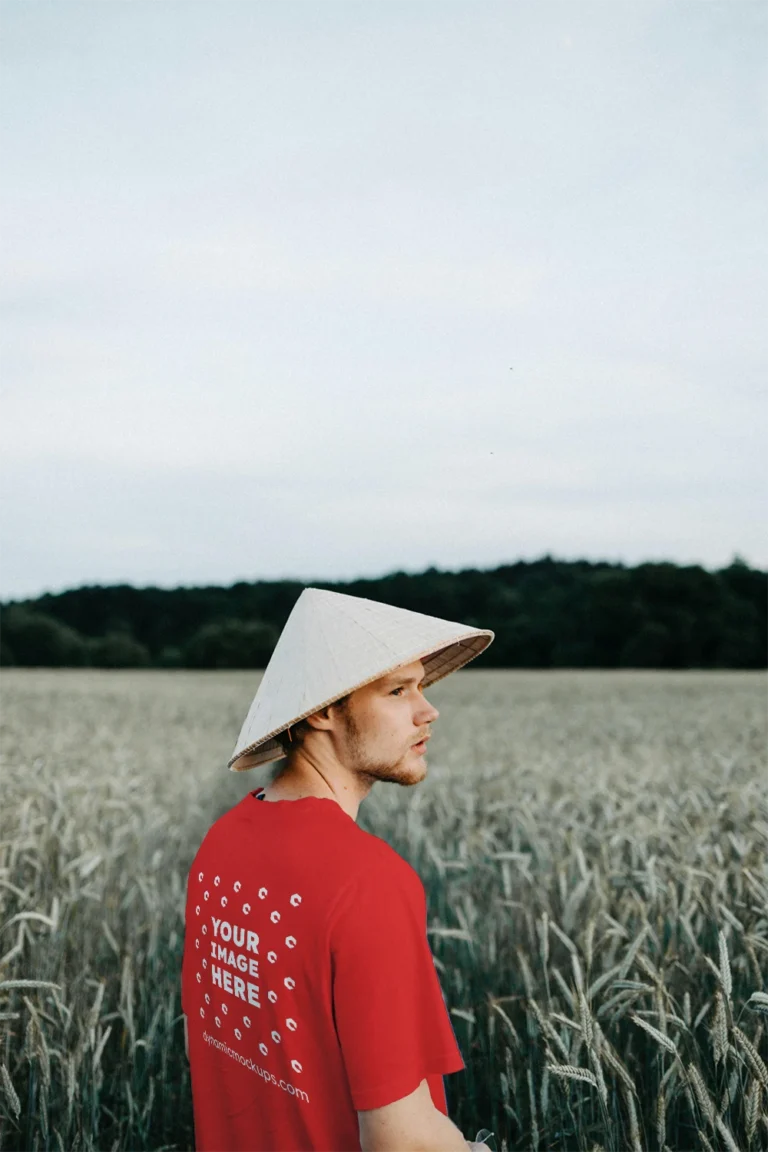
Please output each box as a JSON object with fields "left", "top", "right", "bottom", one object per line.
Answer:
{"left": 1, "top": 668, "right": 766, "bottom": 1151}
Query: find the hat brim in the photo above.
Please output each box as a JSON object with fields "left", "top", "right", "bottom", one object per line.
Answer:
{"left": 228, "top": 629, "right": 493, "bottom": 772}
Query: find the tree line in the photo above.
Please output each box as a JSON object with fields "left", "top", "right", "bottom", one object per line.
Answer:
{"left": 0, "top": 555, "right": 764, "bottom": 669}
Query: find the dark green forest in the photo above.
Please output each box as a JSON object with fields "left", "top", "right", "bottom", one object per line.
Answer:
{"left": 0, "top": 556, "right": 765, "bottom": 670}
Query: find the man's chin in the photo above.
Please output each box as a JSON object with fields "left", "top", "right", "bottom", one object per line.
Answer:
{"left": 357, "top": 750, "right": 428, "bottom": 785}
{"left": 399, "top": 758, "right": 428, "bottom": 785}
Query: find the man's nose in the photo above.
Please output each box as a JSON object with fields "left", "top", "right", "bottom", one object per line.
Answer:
{"left": 419, "top": 700, "right": 439, "bottom": 724}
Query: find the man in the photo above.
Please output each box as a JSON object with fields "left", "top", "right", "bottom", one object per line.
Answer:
{"left": 181, "top": 587, "right": 495, "bottom": 1151}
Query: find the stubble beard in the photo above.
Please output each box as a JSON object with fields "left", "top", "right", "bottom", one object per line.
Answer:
{"left": 342, "top": 709, "right": 423, "bottom": 787}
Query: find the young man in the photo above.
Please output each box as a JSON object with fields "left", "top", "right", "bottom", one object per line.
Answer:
{"left": 181, "top": 587, "right": 494, "bottom": 1151}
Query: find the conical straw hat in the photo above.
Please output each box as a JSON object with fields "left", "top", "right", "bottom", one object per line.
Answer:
{"left": 228, "top": 587, "right": 494, "bottom": 771}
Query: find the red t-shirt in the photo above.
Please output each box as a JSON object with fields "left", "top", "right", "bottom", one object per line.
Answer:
{"left": 181, "top": 787, "right": 466, "bottom": 1151}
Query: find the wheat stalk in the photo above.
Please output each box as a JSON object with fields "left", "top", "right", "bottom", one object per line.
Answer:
{"left": 710, "top": 991, "right": 729, "bottom": 1065}
{"left": 745, "top": 1078, "right": 761, "bottom": 1144}
{"left": 746, "top": 991, "right": 768, "bottom": 1016}
{"left": 718, "top": 930, "right": 733, "bottom": 1002}
{"left": 629, "top": 1012, "right": 678, "bottom": 1054}
{"left": 527, "top": 1066, "right": 539, "bottom": 1150}
{"left": 733, "top": 1025, "right": 768, "bottom": 1090}
{"left": 600, "top": 1042, "right": 637, "bottom": 1096}
{"left": 687, "top": 1062, "right": 717, "bottom": 1128}
{"left": 715, "top": 1115, "right": 740, "bottom": 1152}
{"left": 622, "top": 1082, "right": 642, "bottom": 1152}
{"left": 656, "top": 1085, "right": 666, "bottom": 1149}
{"left": 546, "top": 1064, "right": 600, "bottom": 1088}
{"left": 578, "top": 992, "right": 594, "bottom": 1049}
{"left": 1, "top": 1063, "right": 20, "bottom": 1119}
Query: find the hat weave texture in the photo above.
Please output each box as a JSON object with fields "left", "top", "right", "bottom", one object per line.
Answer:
{"left": 228, "top": 587, "right": 494, "bottom": 772}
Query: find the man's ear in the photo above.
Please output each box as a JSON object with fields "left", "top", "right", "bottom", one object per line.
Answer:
{"left": 303, "top": 705, "right": 334, "bottom": 732}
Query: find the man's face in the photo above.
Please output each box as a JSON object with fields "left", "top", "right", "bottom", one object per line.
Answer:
{"left": 331, "top": 659, "right": 440, "bottom": 787}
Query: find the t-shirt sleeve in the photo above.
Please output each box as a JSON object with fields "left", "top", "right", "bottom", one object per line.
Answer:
{"left": 330, "top": 857, "right": 466, "bottom": 1111}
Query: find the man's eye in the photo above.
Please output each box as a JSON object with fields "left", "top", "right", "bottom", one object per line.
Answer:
{"left": 391, "top": 686, "right": 405, "bottom": 696}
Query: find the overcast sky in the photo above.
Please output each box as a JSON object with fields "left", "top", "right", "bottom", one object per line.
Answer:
{"left": 1, "top": 0, "right": 766, "bottom": 602}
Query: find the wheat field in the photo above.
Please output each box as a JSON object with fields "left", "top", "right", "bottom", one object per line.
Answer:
{"left": 0, "top": 668, "right": 766, "bottom": 1151}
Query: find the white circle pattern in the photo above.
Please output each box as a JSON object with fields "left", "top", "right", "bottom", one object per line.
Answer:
{"left": 194, "top": 881, "right": 307, "bottom": 1062}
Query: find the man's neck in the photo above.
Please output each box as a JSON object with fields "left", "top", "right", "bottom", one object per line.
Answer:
{"left": 263, "top": 757, "right": 362, "bottom": 821}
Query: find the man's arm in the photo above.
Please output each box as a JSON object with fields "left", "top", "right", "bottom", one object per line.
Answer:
{"left": 357, "top": 1077, "right": 485, "bottom": 1151}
